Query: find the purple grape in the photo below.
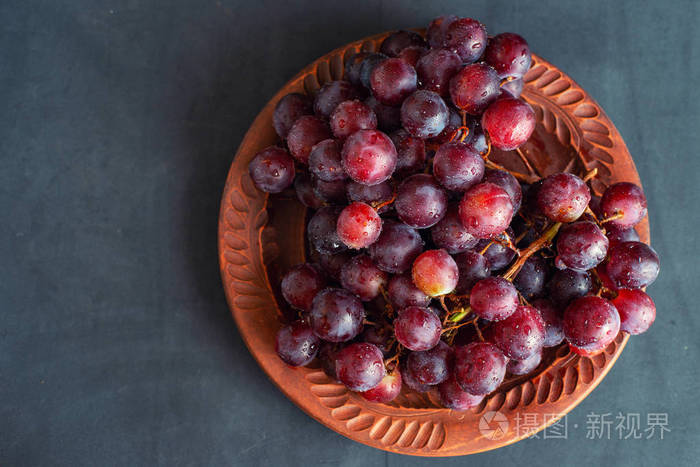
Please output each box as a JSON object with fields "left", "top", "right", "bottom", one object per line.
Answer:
{"left": 606, "top": 241, "right": 660, "bottom": 289}
{"left": 248, "top": 146, "right": 296, "bottom": 193}
{"left": 406, "top": 340, "right": 453, "bottom": 385}
{"left": 308, "top": 139, "right": 346, "bottom": 182}
{"left": 400, "top": 90, "right": 449, "bottom": 139}
{"left": 394, "top": 306, "right": 442, "bottom": 351}
{"left": 310, "top": 288, "right": 365, "bottom": 342}
{"left": 387, "top": 274, "right": 431, "bottom": 308}
{"left": 276, "top": 320, "right": 320, "bottom": 366}
{"left": 314, "top": 80, "right": 362, "bottom": 118}
{"left": 307, "top": 207, "right": 347, "bottom": 255}
{"left": 335, "top": 342, "right": 386, "bottom": 391}
{"left": 491, "top": 305, "right": 546, "bottom": 360}
{"left": 380, "top": 30, "right": 428, "bottom": 57}
{"left": 416, "top": 48, "right": 462, "bottom": 97}
{"left": 453, "top": 250, "right": 490, "bottom": 293}
{"left": 368, "top": 220, "right": 424, "bottom": 273}
{"left": 391, "top": 129, "right": 427, "bottom": 177}
{"left": 273, "top": 93, "right": 313, "bottom": 139}
{"left": 339, "top": 254, "right": 388, "bottom": 301}
{"left": 444, "top": 17, "right": 487, "bottom": 63}
{"left": 433, "top": 142, "right": 485, "bottom": 192}
{"left": 454, "top": 342, "right": 507, "bottom": 395}
{"left": 281, "top": 263, "right": 326, "bottom": 311}
{"left": 430, "top": 205, "right": 479, "bottom": 254}
{"left": 395, "top": 174, "right": 448, "bottom": 229}
{"left": 532, "top": 298, "right": 565, "bottom": 347}
{"left": 287, "top": 115, "right": 332, "bottom": 164}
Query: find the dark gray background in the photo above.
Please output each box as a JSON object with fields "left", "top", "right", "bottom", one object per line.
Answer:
{"left": 1, "top": 0, "right": 698, "bottom": 465}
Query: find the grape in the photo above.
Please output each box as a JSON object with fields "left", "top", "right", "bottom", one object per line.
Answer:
{"left": 341, "top": 129, "right": 397, "bottom": 186}
{"left": 335, "top": 342, "right": 386, "bottom": 391}
{"left": 336, "top": 202, "right": 383, "bottom": 249}
{"left": 433, "top": 142, "right": 485, "bottom": 192}
{"left": 500, "top": 78, "right": 524, "bottom": 98}
{"left": 401, "top": 360, "right": 430, "bottom": 393}
{"left": 484, "top": 33, "right": 532, "bottom": 78}
{"left": 368, "top": 220, "right": 424, "bottom": 273}
{"left": 606, "top": 226, "right": 640, "bottom": 247}
{"left": 600, "top": 182, "right": 648, "bottom": 229}
{"left": 294, "top": 173, "right": 324, "bottom": 209}
{"left": 431, "top": 107, "right": 471, "bottom": 145}
{"left": 318, "top": 342, "right": 342, "bottom": 378}
{"left": 281, "top": 263, "right": 326, "bottom": 311}
{"left": 606, "top": 241, "right": 660, "bottom": 289}
{"left": 555, "top": 220, "right": 609, "bottom": 270}
{"left": 430, "top": 205, "right": 479, "bottom": 254}
{"left": 470, "top": 277, "right": 519, "bottom": 321}
{"left": 453, "top": 250, "right": 490, "bottom": 293}
{"left": 390, "top": 129, "right": 427, "bottom": 177}
{"left": 308, "top": 139, "right": 346, "bottom": 182}
{"left": 287, "top": 115, "right": 332, "bottom": 164}
{"left": 312, "top": 177, "right": 347, "bottom": 205}
{"left": 507, "top": 348, "right": 542, "bottom": 375}
{"left": 454, "top": 342, "right": 508, "bottom": 395}
{"left": 346, "top": 180, "right": 393, "bottom": 213}
{"left": 344, "top": 52, "right": 370, "bottom": 85}
{"left": 400, "top": 90, "right": 449, "bottom": 139}
{"left": 563, "top": 296, "right": 620, "bottom": 354}
{"left": 394, "top": 306, "right": 442, "bottom": 351}
{"left": 307, "top": 207, "right": 348, "bottom": 255}
{"left": 426, "top": 15, "right": 458, "bottom": 48}
{"left": 370, "top": 58, "right": 418, "bottom": 106}
{"left": 537, "top": 173, "right": 591, "bottom": 223}
{"left": 330, "top": 100, "right": 378, "bottom": 140}
{"left": 491, "top": 305, "right": 546, "bottom": 360}
{"left": 396, "top": 46, "right": 428, "bottom": 67}
{"left": 314, "top": 80, "right": 362, "bottom": 118}
{"left": 395, "top": 174, "right": 448, "bottom": 228}
{"left": 481, "top": 97, "right": 535, "bottom": 151}
{"left": 310, "top": 288, "right": 365, "bottom": 342}
{"left": 387, "top": 274, "right": 431, "bottom": 308}
{"left": 478, "top": 236, "right": 517, "bottom": 270}
{"left": 318, "top": 251, "right": 354, "bottom": 281}
{"left": 339, "top": 254, "right": 388, "bottom": 301}
{"left": 365, "top": 96, "right": 401, "bottom": 133}
{"left": 444, "top": 17, "right": 487, "bottom": 63}
{"left": 459, "top": 182, "right": 514, "bottom": 239}
{"left": 438, "top": 373, "right": 484, "bottom": 410}
{"left": 359, "top": 53, "right": 388, "bottom": 89}
{"left": 416, "top": 48, "right": 462, "bottom": 97}
{"left": 361, "top": 369, "right": 402, "bottom": 403}
{"left": 380, "top": 30, "right": 428, "bottom": 56}
{"left": 467, "top": 120, "right": 489, "bottom": 155}
{"left": 273, "top": 93, "right": 313, "bottom": 139}
{"left": 532, "top": 298, "right": 565, "bottom": 347}
{"left": 275, "top": 320, "right": 320, "bottom": 367}
{"left": 513, "top": 255, "right": 549, "bottom": 299}
{"left": 612, "top": 289, "right": 656, "bottom": 335}
{"left": 483, "top": 169, "right": 522, "bottom": 212}
{"left": 547, "top": 268, "right": 592, "bottom": 308}
{"left": 360, "top": 325, "right": 393, "bottom": 355}
{"left": 406, "top": 340, "right": 453, "bottom": 385}
{"left": 411, "top": 249, "right": 459, "bottom": 297}
{"left": 449, "top": 63, "right": 500, "bottom": 115}
{"left": 248, "top": 146, "right": 296, "bottom": 193}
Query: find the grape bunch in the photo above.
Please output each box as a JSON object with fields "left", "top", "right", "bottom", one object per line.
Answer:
{"left": 249, "top": 17, "right": 659, "bottom": 409}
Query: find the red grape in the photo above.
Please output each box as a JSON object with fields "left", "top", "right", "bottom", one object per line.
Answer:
{"left": 273, "top": 93, "right": 313, "bottom": 139}
{"left": 426, "top": 15, "right": 458, "bottom": 48}
{"left": 600, "top": 182, "right": 647, "bottom": 229}
{"left": 396, "top": 46, "right": 428, "bottom": 67}
{"left": 341, "top": 129, "right": 397, "bottom": 186}
{"left": 310, "top": 288, "right": 365, "bottom": 342}
{"left": 433, "top": 142, "right": 485, "bottom": 192}
{"left": 411, "top": 249, "right": 459, "bottom": 297}
{"left": 368, "top": 220, "right": 424, "bottom": 274}
{"left": 449, "top": 63, "right": 500, "bottom": 115}
{"left": 470, "top": 277, "right": 519, "bottom": 321}
{"left": 395, "top": 174, "right": 448, "bottom": 228}
{"left": 339, "top": 254, "right": 388, "bottom": 301}
{"left": 537, "top": 173, "right": 591, "bottom": 223}
{"left": 344, "top": 52, "right": 370, "bottom": 85}
{"left": 606, "top": 226, "right": 640, "bottom": 247}
{"left": 280, "top": 263, "right": 326, "bottom": 311}
{"left": 394, "top": 306, "right": 442, "bottom": 351}
{"left": 491, "top": 305, "right": 546, "bottom": 360}
{"left": 532, "top": 298, "right": 564, "bottom": 347}
{"left": 481, "top": 97, "right": 535, "bottom": 151}
{"left": 370, "top": 58, "right": 418, "bottom": 106}
{"left": 365, "top": 95, "right": 401, "bottom": 132}
{"left": 483, "top": 169, "right": 522, "bottom": 212}
{"left": 484, "top": 33, "right": 532, "bottom": 78}
{"left": 430, "top": 205, "right": 479, "bottom": 254}
{"left": 336, "top": 201, "right": 383, "bottom": 249}
{"left": 454, "top": 342, "right": 508, "bottom": 395}
{"left": 390, "top": 129, "right": 427, "bottom": 177}
{"left": 308, "top": 139, "right": 346, "bottom": 182}
{"left": 606, "top": 241, "right": 660, "bottom": 289}
{"left": 380, "top": 30, "right": 428, "bottom": 57}
{"left": 275, "top": 320, "right": 320, "bottom": 367}
{"left": 444, "top": 18, "right": 487, "bottom": 63}
{"left": 335, "top": 342, "right": 386, "bottom": 391}
{"left": 563, "top": 296, "right": 620, "bottom": 353}
{"left": 361, "top": 369, "right": 402, "bottom": 403}
{"left": 308, "top": 207, "right": 348, "bottom": 255}
{"left": 555, "top": 221, "right": 609, "bottom": 271}
{"left": 318, "top": 251, "right": 354, "bottom": 281}
{"left": 507, "top": 348, "right": 542, "bottom": 375}
{"left": 477, "top": 234, "right": 517, "bottom": 270}
{"left": 248, "top": 146, "right": 295, "bottom": 193}
{"left": 318, "top": 342, "right": 342, "bottom": 379}
{"left": 314, "top": 80, "right": 362, "bottom": 118}
{"left": 401, "top": 360, "right": 431, "bottom": 393}
{"left": 330, "top": 100, "right": 378, "bottom": 140}
{"left": 312, "top": 177, "right": 347, "bottom": 205}
{"left": 406, "top": 340, "right": 453, "bottom": 385}
{"left": 459, "top": 182, "right": 514, "bottom": 239}
{"left": 416, "top": 48, "right": 462, "bottom": 97}
{"left": 400, "top": 90, "right": 449, "bottom": 138}
{"left": 453, "top": 250, "right": 490, "bottom": 293}
{"left": 387, "top": 274, "right": 431, "bottom": 308}
{"left": 612, "top": 289, "right": 656, "bottom": 335}
{"left": 547, "top": 268, "right": 592, "bottom": 308}
{"left": 513, "top": 255, "right": 549, "bottom": 299}
{"left": 346, "top": 180, "right": 394, "bottom": 213}
{"left": 294, "top": 173, "right": 324, "bottom": 209}
{"left": 438, "top": 373, "right": 484, "bottom": 410}
{"left": 287, "top": 115, "right": 332, "bottom": 164}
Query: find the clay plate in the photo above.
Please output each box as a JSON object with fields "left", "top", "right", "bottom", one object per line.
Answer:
{"left": 218, "top": 31, "right": 649, "bottom": 456}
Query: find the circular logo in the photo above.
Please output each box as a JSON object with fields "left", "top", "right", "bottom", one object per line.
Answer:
{"left": 479, "top": 411, "right": 509, "bottom": 440}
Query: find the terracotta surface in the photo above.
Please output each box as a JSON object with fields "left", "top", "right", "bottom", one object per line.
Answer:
{"left": 217, "top": 31, "right": 649, "bottom": 456}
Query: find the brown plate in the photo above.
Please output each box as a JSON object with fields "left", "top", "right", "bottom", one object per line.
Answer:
{"left": 218, "top": 31, "right": 649, "bottom": 456}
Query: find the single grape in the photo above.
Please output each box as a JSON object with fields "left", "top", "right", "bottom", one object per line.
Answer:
{"left": 380, "top": 30, "right": 427, "bottom": 56}
{"left": 390, "top": 129, "right": 427, "bottom": 177}
{"left": 276, "top": 320, "right": 320, "bottom": 366}
{"left": 600, "top": 182, "right": 648, "bottom": 229}
{"left": 365, "top": 95, "right": 401, "bottom": 132}
{"left": 555, "top": 221, "right": 609, "bottom": 271}
{"left": 273, "top": 93, "right": 313, "bottom": 139}
{"left": 401, "top": 360, "right": 431, "bottom": 393}
{"left": 606, "top": 226, "right": 640, "bottom": 248}
{"left": 491, "top": 305, "right": 546, "bottom": 360}
{"left": 287, "top": 115, "right": 332, "bottom": 164}
{"left": 563, "top": 296, "right": 620, "bottom": 354}
{"left": 281, "top": 263, "right": 326, "bottom": 311}
{"left": 426, "top": 15, "right": 458, "bottom": 48}
{"left": 430, "top": 205, "right": 479, "bottom": 254}
{"left": 344, "top": 52, "right": 370, "bottom": 85}
{"left": 433, "top": 142, "right": 485, "bottom": 192}
{"left": 606, "top": 241, "right": 660, "bottom": 289}
{"left": 513, "top": 255, "right": 549, "bottom": 299}
{"left": 314, "top": 80, "right": 362, "bottom": 118}
{"left": 318, "top": 342, "right": 342, "bottom": 379}
{"left": 454, "top": 342, "right": 508, "bottom": 395}
{"left": 394, "top": 306, "right": 442, "bottom": 351}
{"left": 307, "top": 207, "right": 348, "bottom": 255}
{"left": 547, "top": 268, "right": 592, "bottom": 308}
{"left": 483, "top": 169, "right": 522, "bottom": 212}
{"left": 466, "top": 120, "right": 489, "bottom": 155}
{"left": 330, "top": 99, "right": 377, "bottom": 140}
{"left": 312, "top": 177, "right": 347, "bottom": 205}
{"left": 453, "top": 250, "right": 490, "bottom": 293}
{"left": 612, "top": 289, "right": 656, "bottom": 335}
{"left": 396, "top": 45, "right": 428, "bottom": 67}
{"left": 400, "top": 90, "right": 449, "bottom": 139}
{"left": 507, "top": 348, "right": 542, "bottom": 376}
{"left": 248, "top": 146, "right": 295, "bottom": 193}
{"left": 336, "top": 202, "right": 383, "bottom": 249}
{"left": 294, "top": 173, "right": 324, "bottom": 209}
{"left": 395, "top": 174, "right": 448, "bottom": 228}
{"left": 449, "top": 63, "right": 500, "bottom": 115}
{"left": 481, "top": 97, "right": 536, "bottom": 151}
{"left": 412, "top": 249, "right": 459, "bottom": 297}
{"left": 387, "top": 274, "right": 431, "bottom": 308}
{"left": 370, "top": 58, "right": 418, "bottom": 106}
{"left": 335, "top": 342, "right": 386, "bottom": 391}
{"left": 359, "top": 53, "right": 388, "bottom": 89}
{"left": 406, "top": 340, "right": 453, "bottom": 385}
{"left": 537, "top": 173, "right": 591, "bottom": 223}
{"left": 308, "top": 139, "right": 346, "bottom": 182}
{"left": 310, "top": 288, "right": 365, "bottom": 342}
{"left": 444, "top": 17, "right": 487, "bottom": 63}
{"left": 361, "top": 369, "right": 402, "bottom": 403}
{"left": 438, "top": 373, "right": 485, "bottom": 410}
{"left": 416, "top": 48, "right": 462, "bottom": 97}
{"left": 500, "top": 78, "right": 524, "bottom": 98}
{"left": 484, "top": 33, "right": 532, "bottom": 78}
{"left": 459, "top": 182, "right": 514, "bottom": 239}
{"left": 341, "top": 129, "right": 397, "bottom": 186}
{"left": 318, "top": 251, "right": 354, "bottom": 281}
{"left": 346, "top": 180, "right": 394, "bottom": 213}
{"left": 339, "top": 254, "right": 388, "bottom": 301}
{"left": 470, "top": 277, "right": 519, "bottom": 321}
{"left": 531, "top": 298, "right": 565, "bottom": 347}
{"left": 368, "top": 220, "right": 424, "bottom": 273}
{"left": 478, "top": 237, "right": 517, "bottom": 271}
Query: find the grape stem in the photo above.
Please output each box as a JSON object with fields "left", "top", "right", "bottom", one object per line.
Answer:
{"left": 484, "top": 160, "right": 539, "bottom": 183}
{"left": 598, "top": 212, "right": 624, "bottom": 224}
{"left": 502, "top": 222, "right": 562, "bottom": 280}
{"left": 582, "top": 167, "right": 598, "bottom": 182}
{"left": 448, "top": 306, "right": 471, "bottom": 323}
{"left": 372, "top": 191, "right": 397, "bottom": 212}
{"left": 514, "top": 147, "right": 541, "bottom": 177}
